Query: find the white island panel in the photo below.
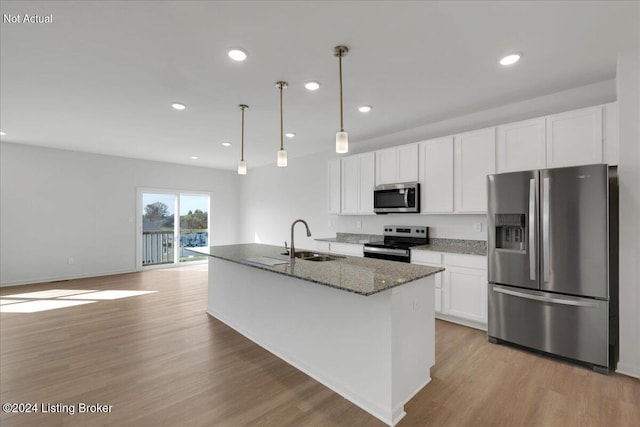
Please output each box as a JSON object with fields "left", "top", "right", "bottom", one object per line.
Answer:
{"left": 207, "top": 257, "right": 435, "bottom": 426}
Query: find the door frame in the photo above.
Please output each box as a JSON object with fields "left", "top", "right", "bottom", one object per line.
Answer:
{"left": 136, "top": 187, "right": 211, "bottom": 271}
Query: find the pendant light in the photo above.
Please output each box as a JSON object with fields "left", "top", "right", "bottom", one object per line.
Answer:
{"left": 334, "top": 45, "right": 349, "bottom": 153}
{"left": 237, "top": 104, "right": 248, "bottom": 175}
{"left": 275, "top": 81, "right": 288, "bottom": 167}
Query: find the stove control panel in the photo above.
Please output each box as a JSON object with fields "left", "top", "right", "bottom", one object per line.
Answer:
{"left": 383, "top": 225, "right": 428, "bottom": 238}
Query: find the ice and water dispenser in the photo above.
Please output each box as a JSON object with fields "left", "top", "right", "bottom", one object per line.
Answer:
{"left": 494, "top": 213, "right": 526, "bottom": 251}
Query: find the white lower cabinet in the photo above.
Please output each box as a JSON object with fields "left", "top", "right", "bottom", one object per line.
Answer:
{"left": 411, "top": 250, "right": 487, "bottom": 330}
{"left": 442, "top": 266, "right": 487, "bottom": 326}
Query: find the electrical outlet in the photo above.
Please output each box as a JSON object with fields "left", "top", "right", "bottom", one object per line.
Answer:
{"left": 356, "top": 220, "right": 362, "bottom": 229}
{"left": 68, "top": 257, "right": 75, "bottom": 265}
{"left": 474, "top": 222, "right": 483, "bottom": 232}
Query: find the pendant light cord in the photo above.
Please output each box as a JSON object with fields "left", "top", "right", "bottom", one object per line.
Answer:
{"left": 339, "top": 52, "right": 344, "bottom": 132}
{"left": 240, "top": 106, "right": 245, "bottom": 161}
{"left": 279, "top": 84, "right": 284, "bottom": 150}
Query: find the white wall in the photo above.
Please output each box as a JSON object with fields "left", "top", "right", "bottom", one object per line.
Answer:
{"left": 239, "top": 79, "right": 616, "bottom": 250}
{"left": 0, "top": 142, "right": 240, "bottom": 286}
{"left": 616, "top": 49, "right": 640, "bottom": 378}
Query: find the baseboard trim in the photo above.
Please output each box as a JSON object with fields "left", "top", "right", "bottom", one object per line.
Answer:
{"left": 0, "top": 269, "right": 136, "bottom": 288}
{"left": 436, "top": 313, "right": 487, "bottom": 331}
{"left": 616, "top": 362, "right": 640, "bottom": 379}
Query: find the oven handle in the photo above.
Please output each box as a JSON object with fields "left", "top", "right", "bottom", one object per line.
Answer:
{"left": 363, "top": 247, "right": 410, "bottom": 256}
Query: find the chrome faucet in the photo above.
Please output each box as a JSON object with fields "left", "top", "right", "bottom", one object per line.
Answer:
{"left": 290, "top": 219, "right": 312, "bottom": 260}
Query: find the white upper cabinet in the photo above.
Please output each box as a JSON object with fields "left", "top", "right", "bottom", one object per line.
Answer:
{"left": 331, "top": 102, "right": 616, "bottom": 216}
{"left": 454, "top": 128, "right": 496, "bottom": 213}
{"left": 546, "top": 106, "right": 603, "bottom": 168}
{"left": 603, "top": 102, "right": 619, "bottom": 166}
{"left": 397, "top": 144, "right": 419, "bottom": 182}
{"left": 496, "top": 118, "right": 546, "bottom": 173}
{"left": 341, "top": 153, "right": 375, "bottom": 215}
{"left": 419, "top": 136, "right": 454, "bottom": 213}
{"left": 328, "top": 159, "right": 341, "bottom": 214}
{"left": 375, "top": 144, "right": 418, "bottom": 185}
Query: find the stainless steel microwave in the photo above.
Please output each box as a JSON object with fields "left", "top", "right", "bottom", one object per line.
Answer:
{"left": 373, "top": 183, "right": 420, "bottom": 214}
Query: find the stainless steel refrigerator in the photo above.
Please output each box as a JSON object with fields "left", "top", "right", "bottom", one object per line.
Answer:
{"left": 487, "top": 164, "right": 618, "bottom": 373}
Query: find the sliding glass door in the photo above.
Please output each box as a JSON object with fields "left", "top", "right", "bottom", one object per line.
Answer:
{"left": 178, "top": 194, "right": 209, "bottom": 263}
{"left": 138, "top": 189, "right": 210, "bottom": 269}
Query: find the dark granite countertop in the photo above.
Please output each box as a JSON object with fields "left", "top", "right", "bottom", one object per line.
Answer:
{"left": 186, "top": 244, "right": 443, "bottom": 296}
{"left": 411, "top": 238, "right": 487, "bottom": 256}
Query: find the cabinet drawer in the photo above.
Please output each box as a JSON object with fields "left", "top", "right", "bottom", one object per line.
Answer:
{"left": 411, "top": 250, "right": 442, "bottom": 265}
{"left": 443, "top": 253, "right": 486, "bottom": 269}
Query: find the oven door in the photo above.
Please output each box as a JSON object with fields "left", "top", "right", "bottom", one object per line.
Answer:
{"left": 373, "top": 183, "right": 419, "bottom": 214}
{"left": 363, "top": 246, "right": 410, "bottom": 263}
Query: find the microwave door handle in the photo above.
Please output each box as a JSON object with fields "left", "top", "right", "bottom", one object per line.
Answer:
{"left": 404, "top": 190, "right": 409, "bottom": 207}
{"left": 529, "top": 178, "right": 536, "bottom": 281}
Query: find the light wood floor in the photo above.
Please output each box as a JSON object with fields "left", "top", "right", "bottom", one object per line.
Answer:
{"left": 1, "top": 266, "right": 638, "bottom": 426}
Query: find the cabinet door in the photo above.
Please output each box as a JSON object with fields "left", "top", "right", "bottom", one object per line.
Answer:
{"left": 328, "top": 159, "right": 341, "bottom": 214}
{"left": 546, "top": 106, "right": 603, "bottom": 168}
{"left": 341, "top": 156, "right": 360, "bottom": 215}
{"left": 397, "top": 144, "right": 419, "bottom": 182}
{"left": 375, "top": 147, "right": 397, "bottom": 185}
{"left": 454, "top": 128, "right": 496, "bottom": 213}
{"left": 359, "top": 152, "right": 375, "bottom": 214}
{"left": 341, "top": 153, "right": 375, "bottom": 215}
{"left": 496, "top": 118, "right": 546, "bottom": 173}
{"left": 442, "top": 266, "right": 487, "bottom": 324}
{"left": 419, "top": 137, "right": 454, "bottom": 213}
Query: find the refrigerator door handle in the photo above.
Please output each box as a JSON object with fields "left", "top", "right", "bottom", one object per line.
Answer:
{"left": 542, "top": 177, "right": 550, "bottom": 282}
{"left": 529, "top": 179, "right": 536, "bottom": 281}
{"left": 492, "top": 286, "right": 599, "bottom": 308}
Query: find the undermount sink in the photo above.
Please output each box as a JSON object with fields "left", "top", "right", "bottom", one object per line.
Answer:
{"left": 281, "top": 251, "right": 344, "bottom": 262}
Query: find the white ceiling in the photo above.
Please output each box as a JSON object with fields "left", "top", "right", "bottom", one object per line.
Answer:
{"left": 1, "top": 1, "right": 638, "bottom": 170}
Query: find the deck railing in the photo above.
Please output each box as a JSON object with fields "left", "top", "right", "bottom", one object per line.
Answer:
{"left": 142, "top": 231, "right": 174, "bottom": 265}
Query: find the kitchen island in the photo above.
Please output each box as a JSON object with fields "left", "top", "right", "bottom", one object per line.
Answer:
{"left": 186, "top": 244, "right": 443, "bottom": 426}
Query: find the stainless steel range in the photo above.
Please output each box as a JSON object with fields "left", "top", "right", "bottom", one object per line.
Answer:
{"left": 363, "top": 226, "right": 428, "bottom": 263}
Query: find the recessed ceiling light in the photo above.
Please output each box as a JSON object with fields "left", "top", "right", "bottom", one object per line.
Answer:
{"left": 228, "top": 49, "right": 247, "bottom": 61}
{"left": 358, "top": 105, "right": 372, "bottom": 113}
{"left": 191, "top": 156, "right": 199, "bottom": 160}
{"left": 221, "top": 142, "right": 231, "bottom": 147}
{"left": 499, "top": 53, "right": 522, "bottom": 66}
{"left": 171, "top": 103, "right": 186, "bottom": 111}
{"left": 304, "top": 81, "right": 321, "bottom": 91}
{"left": 0, "top": 131, "right": 6, "bottom": 136}
{"left": 285, "top": 132, "right": 296, "bottom": 138}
